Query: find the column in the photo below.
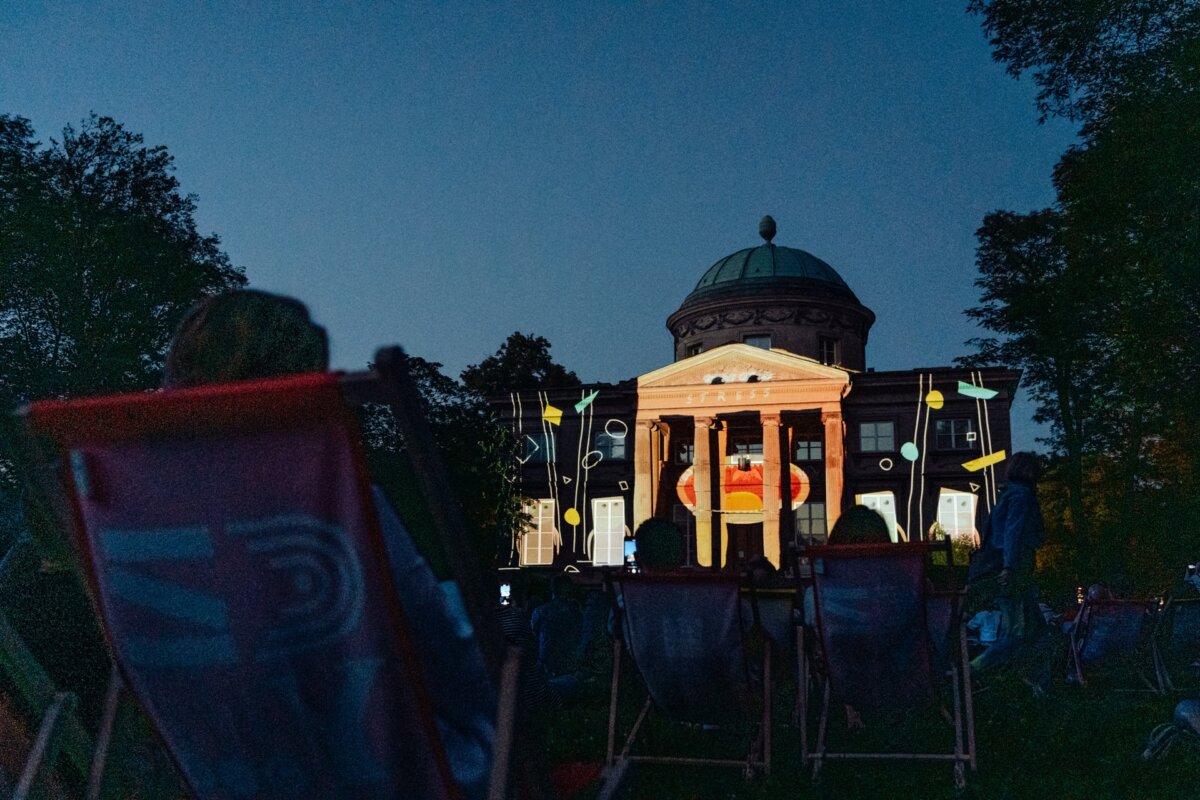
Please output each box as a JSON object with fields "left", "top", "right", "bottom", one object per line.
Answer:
{"left": 822, "top": 410, "right": 845, "bottom": 533}
{"left": 648, "top": 421, "right": 664, "bottom": 518}
{"left": 716, "top": 419, "right": 729, "bottom": 569}
{"left": 780, "top": 421, "right": 795, "bottom": 552}
{"left": 693, "top": 416, "right": 716, "bottom": 568}
{"left": 761, "top": 414, "right": 782, "bottom": 568}
{"left": 633, "top": 420, "right": 654, "bottom": 532}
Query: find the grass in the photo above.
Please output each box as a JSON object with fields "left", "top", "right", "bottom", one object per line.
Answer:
{"left": 545, "top": 652, "right": 1199, "bottom": 799}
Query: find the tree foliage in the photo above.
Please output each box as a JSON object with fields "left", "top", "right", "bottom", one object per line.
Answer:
{"left": 460, "top": 331, "right": 581, "bottom": 398}
{"left": 964, "top": 2, "right": 1200, "bottom": 584}
{"left": 0, "top": 114, "right": 245, "bottom": 404}
{"left": 968, "top": 0, "right": 1200, "bottom": 123}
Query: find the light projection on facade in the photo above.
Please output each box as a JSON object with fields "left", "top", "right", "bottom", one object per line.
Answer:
{"left": 675, "top": 463, "right": 810, "bottom": 524}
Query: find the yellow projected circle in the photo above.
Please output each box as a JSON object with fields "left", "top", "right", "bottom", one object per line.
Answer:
{"left": 563, "top": 507, "right": 581, "bottom": 526}
{"left": 925, "top": 390, "right": 945, "bottom": 409}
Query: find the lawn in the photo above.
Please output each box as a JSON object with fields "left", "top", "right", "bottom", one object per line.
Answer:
{"left": 546, "top": 655, "right": 1198, "bottom": 799}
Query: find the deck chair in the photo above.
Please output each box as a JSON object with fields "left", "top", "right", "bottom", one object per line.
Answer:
{"left": 1155, "top": 596, "right": 1200, "bottom": 692}
{"left": 24, "top": 348, "right": 535, "bottom": 800}
{"left": 798, "top": 543, "right": 974, "bottom": 788}
{"left": 605, "top": 573, "right": 771, "bottom": 783}
{"left": 1067, "top": 597, "right": 1161, "bottom": 691}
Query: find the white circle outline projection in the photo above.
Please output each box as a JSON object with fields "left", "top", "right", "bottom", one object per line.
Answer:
{"left": 603, "top": 419, "right": 629, "bottom": 440}
{"left": 879, "top": 457, "right": 894, "bottom": 471}
{"left": 582, "top": 450, "right": 604, "bottom": 469}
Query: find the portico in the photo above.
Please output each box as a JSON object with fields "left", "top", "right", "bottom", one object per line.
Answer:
{"left": 633, "top": 343, "right": 850, "bottom": 568}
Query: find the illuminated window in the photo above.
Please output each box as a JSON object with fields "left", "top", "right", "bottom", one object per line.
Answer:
{"left": 936, "top": 489, "right": 977, "bottom": 541}
{"left": 795, "top": 501, "right": 827, "bottom": 542}
{"left": 592, "top": 429, "right": 626, "bottom": 460}
{"left": 858, "top": 421, "right": 895, "bottom": 452}
{"left": 793, "top": 437, "right": 822, "bottom": 462}
{"left": 674, "top": 440, "right": 694, "bottom": 465}
{"left": 819, "top": 337, "right": 838, "bottom": 365}
{"left": 935, "top": 419, "right": 976, "bottom": 450}
{"left": 743, "top": 334, "right": 771, "bottom": 349}
{"left": 591, "top": 497, "right": 626, "bottom": 566}
{"left": 686, "top": 343, "right": 704, "bottom": 357}
{"left": 856, "top": 491, "right": 899, "bottom": 542}
{"left": 520, "top": 498, "right": 557, "bottom": 566}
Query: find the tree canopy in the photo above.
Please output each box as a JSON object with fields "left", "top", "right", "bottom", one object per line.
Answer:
{"left": 460, "top": 331, "right": 581, "bottom": 398}
{"left": 963, "top": 1, "right": 1200, "bottom": 587}
{"left": 0, "top": 114, "right": 245, "bottom": 404}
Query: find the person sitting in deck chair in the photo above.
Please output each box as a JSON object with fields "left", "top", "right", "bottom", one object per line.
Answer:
{"left": 165, "top": 289, "right": 495, "bottom": 797}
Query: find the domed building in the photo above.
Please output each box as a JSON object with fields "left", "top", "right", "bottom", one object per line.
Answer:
{"left": 498, "top": 218, "right": 1019, "bottom": 572}
{"left": 667, "top": 216, "right": 874, "bottom": 369}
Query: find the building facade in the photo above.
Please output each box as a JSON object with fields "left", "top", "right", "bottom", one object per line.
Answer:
{"left": 497, "top": 218, "right": 1019, "bottom": 571}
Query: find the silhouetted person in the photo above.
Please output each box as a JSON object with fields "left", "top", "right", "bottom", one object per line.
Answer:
{"left": 828, "top": 505, "right": 892, "bottom": 545}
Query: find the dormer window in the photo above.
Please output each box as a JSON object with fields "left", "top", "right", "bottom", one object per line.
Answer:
{"left": 819, "top": 337, "right": 838, "bottom": 365}
{"left": 686, "top": 343, "right": 704, "bottom": 357}
{"left": 743, "top": 334, "right": 771, "bottom": 350}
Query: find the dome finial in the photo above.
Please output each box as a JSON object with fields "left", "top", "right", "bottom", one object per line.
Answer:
{"left": 759, "top": 215, "right": 776, "bottom": 243}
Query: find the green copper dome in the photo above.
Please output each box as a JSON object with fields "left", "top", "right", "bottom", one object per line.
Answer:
{"left": 681, "top": 216, "right": 859, "bottom": 308}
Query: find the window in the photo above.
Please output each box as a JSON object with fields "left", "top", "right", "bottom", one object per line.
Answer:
{"left": 795, "top": 501, "right": 827, "bottom": 543}
{"left": 686, "top": 343, "right": 704, "bottom": 357}
{"left": 856, "top": 491, "right": 899, "bottom": 542}
{"left": 591, "top": 497, "right": 626, "bottom": 566}
{"left": 674, "top": 440, "right": 694, "bottom": 465}
{"left": 793, "top": 437, "right": 823, "bottom": 462}
{"left": 743, "top": 334, "right": 771, "bottom": 350}
{"left": 731, "top": 438, "right": 763, "bottom": 457}
{"left": 520, "top": 498, "right": 558, "bottom": 566}
{"left": 520, "top": 431, "right": 553, "bottom": 463}
{"left": 672, "top": 505, "right": 698, "bottom": 566}
{"left": 935, "top": 418, "right": 976, "bottom": 450}
{"left": 819, "top": 337, "right": 838, "bottom": 365}
{"left": 936, "top": 489, "right": 977, "bottom": 541}
{"left": 858, "top": 421, "right": 895, "bottom": 452}
{"left": 592, "top": 430, "right": 626, "bottom": 461}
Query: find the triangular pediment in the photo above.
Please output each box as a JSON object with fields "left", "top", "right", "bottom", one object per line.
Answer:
{"left": 637, "top": 343, "right": 851, "bottom": 389}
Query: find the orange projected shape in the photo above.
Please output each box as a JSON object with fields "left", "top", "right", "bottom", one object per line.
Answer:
{"left": 563, "top": 507, "right": 581, "bottom": 526}
{"left": 675, "top": 463, "right": 811, "bottom": 522}
{"left": 962, "top": 450, "right": 1006, "bottom": 472}
{"left": 543, "top": 404, "right": 563, "bottom": 426}
{"left": 925, "top": 389, "right": 945, "bottom": 409}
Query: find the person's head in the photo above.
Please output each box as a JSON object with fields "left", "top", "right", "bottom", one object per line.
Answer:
{"left": 549, "top": 573, "right": 574, "bottom": 601}
{"left": 828, "top": 505, "right": 891, "bottom": 545}
{"left": 1006, "top": 451, "right": 1041, "bottom": 486}
{"left": 1086, "top": 583, "right": 1114, "bottom": 602}
{"left": 164, "top": 289, "right": 329, "bottom": 388}
{"left": 633, "top": 517, "right": 684, "bottom": 571}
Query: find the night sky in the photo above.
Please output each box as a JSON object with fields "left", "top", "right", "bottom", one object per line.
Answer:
{"left": 1, "top": 2, "right": 1077, "bottom": 449}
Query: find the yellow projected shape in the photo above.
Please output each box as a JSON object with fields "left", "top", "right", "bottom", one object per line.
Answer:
{"left": 563, "top": 507, "right": 581, "bottom": 526}
{"left": 543, "top": 404, "right": 563, "bottom": 426}
{"left": 962, "top": 450, "right": 1006, "bottom": 472}
{"left": 925, "top": 390, "right": 944, "bottom": 409}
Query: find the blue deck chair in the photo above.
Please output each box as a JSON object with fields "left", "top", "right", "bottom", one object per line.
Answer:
{"left": 1068, "top": 597, "right": 1161, "bottom": 691}
{"left": 1155, "top": 597, "right": 1200, "bottom": 692}
{"left": 24, "top": 348, "right": 535, "bottom": 800}
{"left": 798, "top": 543, "right": 974, "bottom": 789}
{"left": 605, "top": 573, "right": 771, "bottom": 782}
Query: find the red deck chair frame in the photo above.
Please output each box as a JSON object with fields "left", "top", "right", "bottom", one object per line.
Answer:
{"left": 23, "top": 347, "right": 538, "bottom": 800}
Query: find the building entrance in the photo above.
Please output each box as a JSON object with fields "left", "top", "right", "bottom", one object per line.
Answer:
{"left": 725, "top": 521, "right": 764, "bottom": 569}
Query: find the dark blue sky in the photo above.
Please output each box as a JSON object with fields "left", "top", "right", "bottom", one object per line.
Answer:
{"left": 1, "top": 2, "right": 1076, "bottom": 449}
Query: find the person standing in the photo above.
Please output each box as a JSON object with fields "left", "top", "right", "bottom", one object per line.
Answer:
{"left": 969, "top": 451, "right": 1047, "bottom": 680}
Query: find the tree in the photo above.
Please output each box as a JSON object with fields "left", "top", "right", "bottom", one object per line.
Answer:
{"left": 461, "top": 331, "right": 581, "bottom": 398}
{"left": 0, "top": 114, "right": 245, "bottom": 404}
{"left": 967, "top": 0, "right": 1200, "bottom": 123}
{"left": 964, "top": 2, "right": 1200, "bottom": 581}
{"left": 361, "top": 355, "right": 522, "bottom": 575}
